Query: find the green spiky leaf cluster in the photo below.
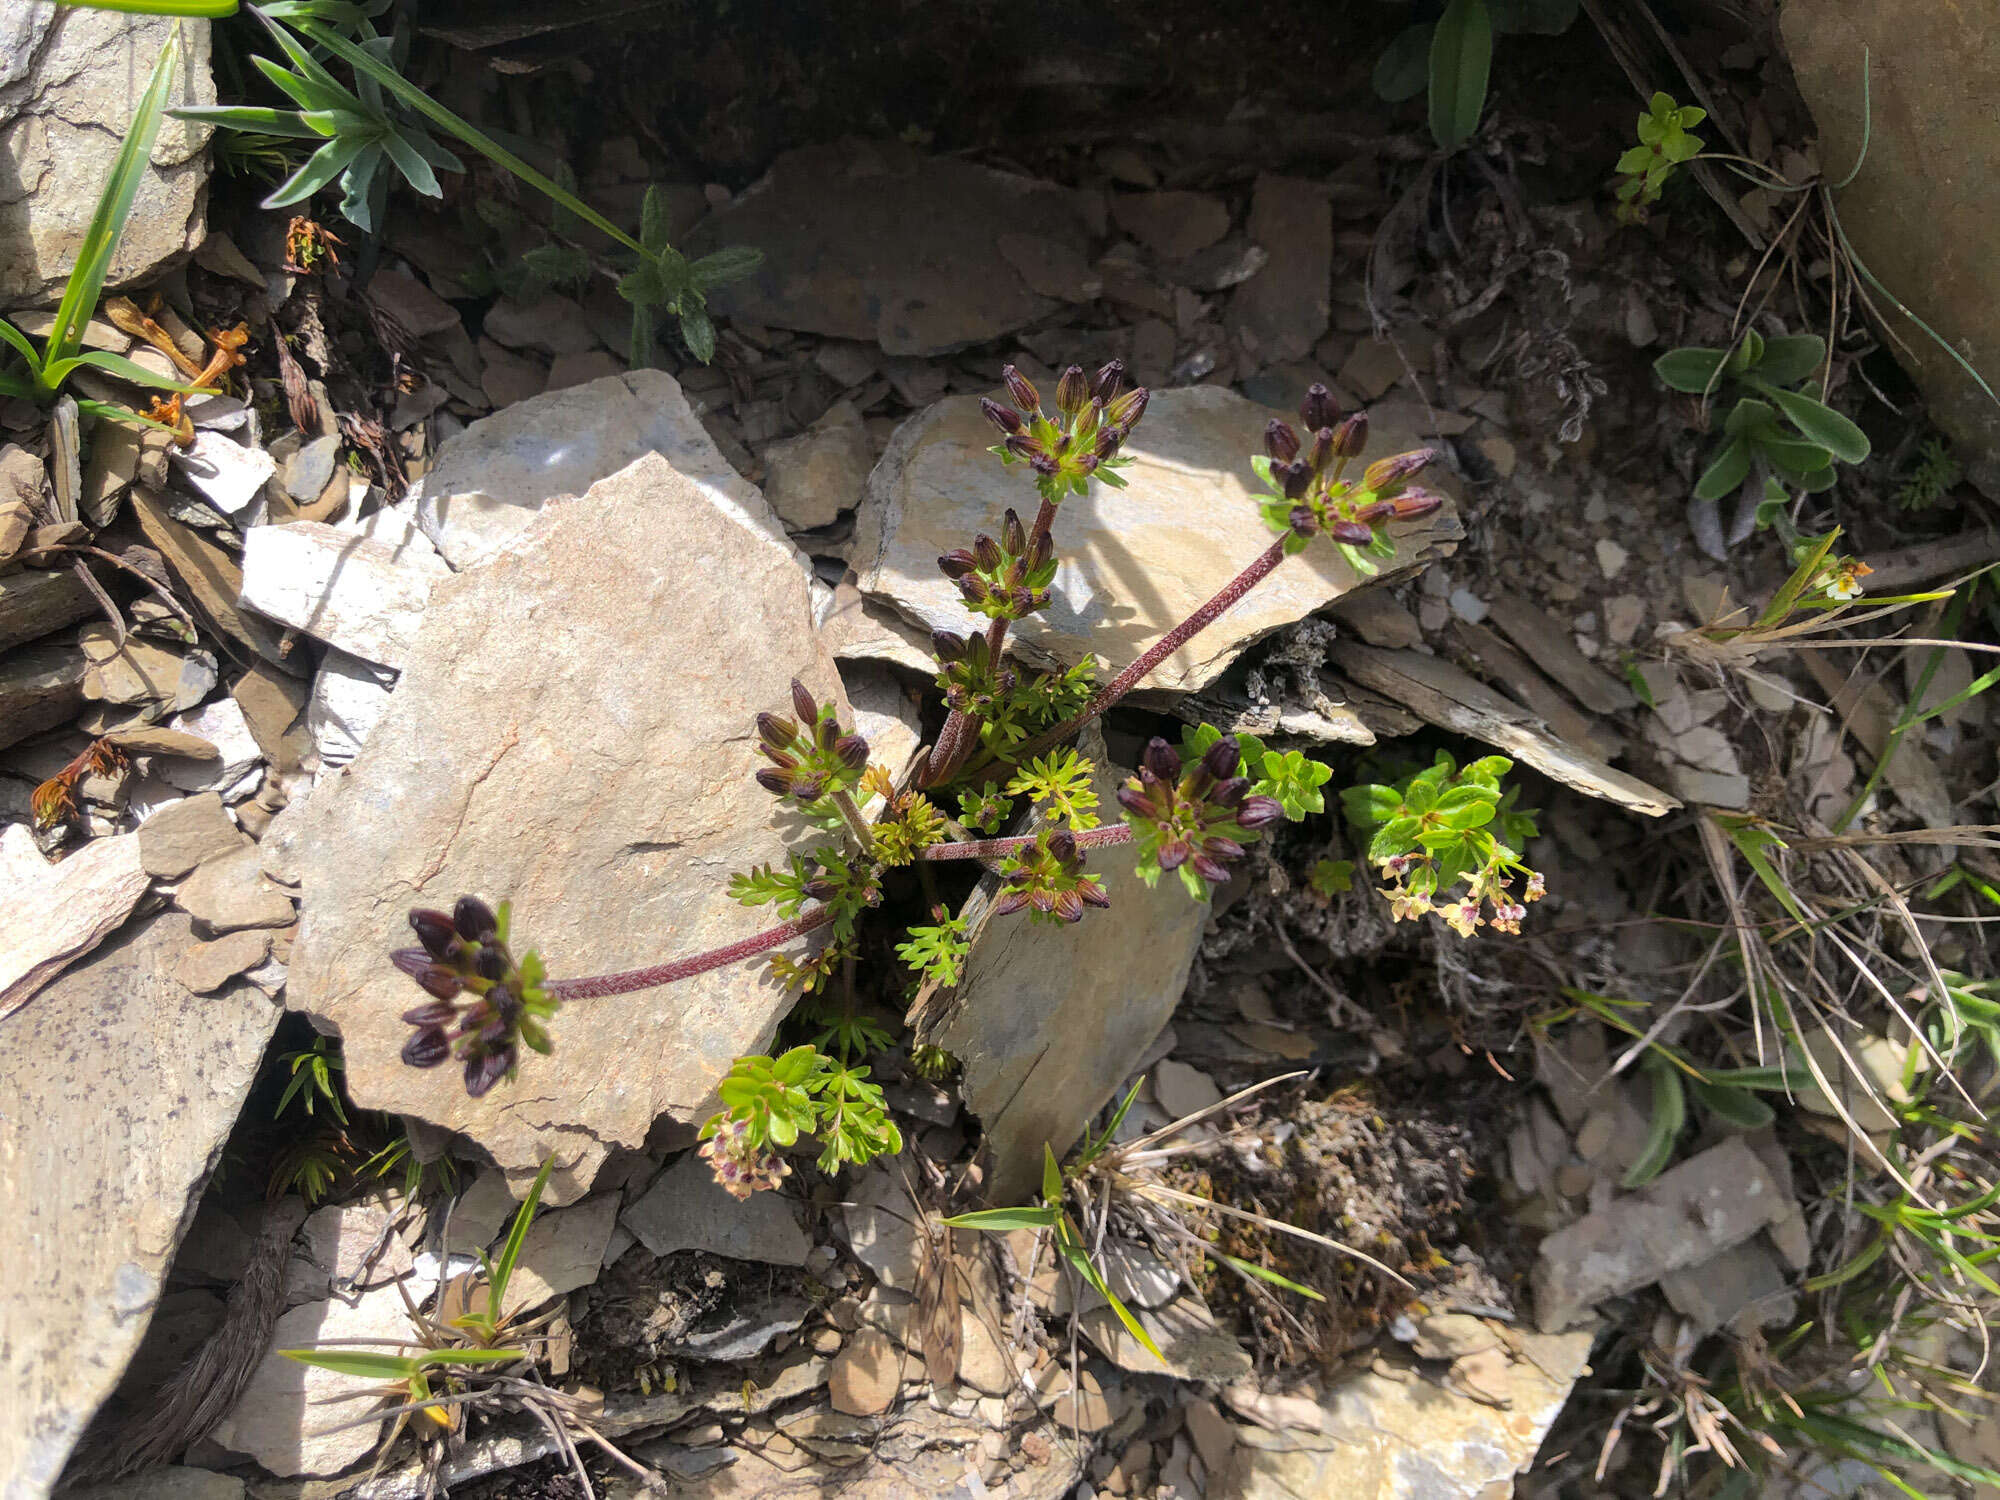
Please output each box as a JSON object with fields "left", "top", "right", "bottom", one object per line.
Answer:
{"left": 1006, "top": 749, "right": 1101, "bottom": 830}
{"left": 701, "top": 1045, "right": 903, "bottom": 1182}
{"left": 897, "top": 911, "right": 972, "bottom": 988}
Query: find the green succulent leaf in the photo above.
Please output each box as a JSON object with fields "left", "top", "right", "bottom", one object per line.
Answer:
{"left": 1428, "top": 0, "right": 1493, "bottom": 151}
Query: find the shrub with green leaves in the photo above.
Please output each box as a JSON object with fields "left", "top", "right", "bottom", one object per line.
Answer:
{"left": 1341, "top": 750, "right": 1542, "bottom": 936}
{"left": 382, "top": 366, "right": 1539, "bottom": 1198}
{"left": 1655, "top": 330, "right": 1871, "bottom": 503}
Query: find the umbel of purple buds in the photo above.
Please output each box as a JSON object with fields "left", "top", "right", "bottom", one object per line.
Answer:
{"left": 1256, "top": 384, "right": 1444, "bottom": 554}
{"left": 937, "top": 506, "right": 1058, "bottom": 621}
{"left": 1118, "top": 735, "right": 1283, "bottom": 891}
{"left": 754, "top": 679, "right": 869, "bottom": 803}
{"left": 992, "top": 828, "right": 1112, "bottom": 923}
{"left": 390, "top": 895, "right": 556, "bottom": 1099}
{"left": 979, "top": 360, "right": 1150, "bottom": 498}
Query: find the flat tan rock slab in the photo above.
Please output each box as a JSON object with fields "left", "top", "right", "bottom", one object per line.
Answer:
{"left": 0, "top": 824, "right": 150, "bottom": 1019}
{"left": 853, "top": 387, "right": 1462, "bottom": 696}
{"left": 0, "top": 912, "right": 278, "bottom": 1497}
{"left": 285, "top": 450, "right": 847, "bottom": 1201}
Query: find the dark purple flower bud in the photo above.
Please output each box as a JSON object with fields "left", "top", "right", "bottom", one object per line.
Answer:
{"left": 474, "top": 945, "right": 506, "bottom": 981}
{"left": 1349, "top": 500, "right": 1394, "bottom": 524}
{"left": 392, "top": 947, "right": 463, "bottom": 1000}
{"left": 1053, "top": 889, "right": 1086, "bottom": 923}
{"left": 465, "top": 1048, "right": 515, "bottom": 1098}
{"left": 756, "top": 712, "right": 797, "bottom": 748}
{"left": 1390, "top": 488, "right": 1445, "bottom": 520}
{"left": 1104, "top": 386, "right": 1148, "bottom": 431}
{"left": 410, "top": 908, "right": 459, "bottom": 959}
{"left": 1055, "top": 364, "right": 1088, "bottom": 416}
{"left": 1200, "top": 737, "right": 1241, "bottom": 780}
{"left": 1331, "top": 412, "right": 1368, "bottom": 460}
{"left": 980, "top": 397, "right": 1025, "bottom": 435}
{"left": 755, "top": 767, "right": 794, "bottom": 796}
{"left": 791, "top": 774, "right": 825, "bottom": 802}
{"left": 1001, "top": 508, "right": 1027, "bottom": 556}
{"left": 1264, "top": 419, "right": 1300, "bottom": 464}
{"left": 1282, "top": 461, "right": 1312, "bottom": 500}
{"left": 1142, "top": 738, "right": 1180, "bottom": 782}
{"left": 1081, "top": 881, "right": 1113, "bottom": 909}
{"left": 1237, "top": 795, "right": 1285, "bottom": 828}
{"left": 802, "top": 876, "right": 839, "bottom": 900}
{"left": 932, "top": 630, "right": 967, "bottom": 663}
{"left": 1362, "top": 448, "right": 1434, "bottom": 495}
{"left": 1203, "top": 835, "right": 1246, "bottom": 863}
{"left": 1074, "top": 453, "right": 1101, "bottom": 477}
{"left": 1300, "top": 383, "right": 1340, "bottom": 432}
{"left": 1157, "top": 838, "right": 1191, "bottom": 871}
{"left": 973, "top": 533, "right": 1004, "bottom": 571}
{"left": 1307, "top": 426, "right": 1336, "bottom": 475}
{"left": 487, "top": 983, "right": 521, "bottom": 1021}
{"left": 1288, "top": 505, "right": 1318, "bottom": 535}
{"left": 1004, "top": 433, "right": 1041, "bottom": 463}
{"left": 791, "top": 679, "right": 819, "bottom": 726}
{"left": 1092, "top": 359, "right": 1126, "bottom": 403}
{"left": 1330, "top": 519, "right": 1375, "bottom": 545}
{"left": 938, "top": 550, "right": 976, "bottom": 581}
{"left": 1094, "top": 427, "right": 1125, "bottom": 462}
{"left": 1116, "top": 785, "right": 1158, "bottom": 816}
{"left": 1027, "top": 531, "right": 1054, "bottom": 571}
{"left": 1047, "top": 830, "right": 1078, "bottom": 863}
{"left": 955, "top": 576, "right": 991, "bottom": 607}
{"left": 1192, "top": 854, "right": 1231, "bottom": 885}
{"left": 1211, "top": 776, "right": 1250, "bottom": 808}
{"left": 453, "top": 896, "right": 498, "bottom": 942}
{"left": 403, "top": 1027, "right": 452, "bottom": 1068}
{"left": 402, "top": 1000, "right": 459, "bottom": 1027}
{"left": 834, "top": 734, "right": 870, "bottom": 770}
{"left": 1003, "top": 365, "right": 1040, "bottom": 413}
{"left": 1029, "top": 451, "right": 1061, "bottom": 477}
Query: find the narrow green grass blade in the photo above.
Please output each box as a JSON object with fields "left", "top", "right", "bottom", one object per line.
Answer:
{"left": 55, "top": 0, "right": 238, "bottom": 14}
{"left": 485, "top": 1154, "right": 554, "bottom": 1317}
{"left": 44, "top": 348, "right": 215, "bottom": 393}
{"left": 1213, "top": 1251, "right": 1326, "bottom": 1301}
{"left": 281, "top": 1348, "right": 419, "bottom": 1379}
{"left": 169, "top": 104, "right": 324, "bottom": 137}
{"left": 48, "top": 30, "right": 180, "bottom": 368}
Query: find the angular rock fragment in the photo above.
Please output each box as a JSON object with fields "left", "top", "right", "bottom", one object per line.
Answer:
{"left": 854, "top": 388, "right": 1461, "bottom": 696}
{"left": 239, "top": 520, "right": 445, "bottom": 670}
{"left": 0, "top": 566, "right": 99, "bottom": 653}
{"left": 1226, "top": 174, "right": 1332, "bottom": 369}
{"left": 688, "top": 140, "right": 1093, "bottom": 356}
{"left": 623, "top": 1154, "right": 811, "bottom": 1266}
{"left": 0, "top": 914, "right": 277, "bottom": 1495}
{"left": 176, "top": 846, "right": 297, "bottom": 935}
{"left": 0, "top": 824, "right": 150, "bottom": 1018}
{"left": 140, "top": 791, "right": 248, "bottom": 878}
{"left": 285, "top": 450, "right": 847, "bottom": 1195}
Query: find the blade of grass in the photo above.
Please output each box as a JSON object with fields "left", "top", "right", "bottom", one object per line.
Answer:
{"left": 486, "top": 1154, "right": 554, "bottom": 1318}
{"left": 48, "top": 29, "right": 181, "bottom": 369}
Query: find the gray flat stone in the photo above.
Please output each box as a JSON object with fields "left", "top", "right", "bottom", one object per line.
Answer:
{"left": 175, "top": 846, "right": 297, "bottom": 935}
{"left": 140, "top": 791, "right": 248, "bottom": 879}
{"left": 0, "top": 913, "right": 278, "bottom": 1498}
{"left": 623, "top": 1154, "right": 811, "bottom": 1266}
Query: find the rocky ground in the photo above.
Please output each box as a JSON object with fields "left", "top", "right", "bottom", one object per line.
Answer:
{"left": 3, "top": 3, "right": 1998, "bottom": 1500}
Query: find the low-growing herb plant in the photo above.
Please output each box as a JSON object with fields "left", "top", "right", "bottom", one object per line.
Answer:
{"left": 1612, "top": 91, "right": 1707, "bottom": 224}
{"left": 1655, "top": 329, "right": 1871, "bottom": 504}
{"left": 1341, "top": 750, "right": 1543, "bottom": 936}
{"left": 1372, "top": 0, "right": 1580, "bottom": 154}
{"left": 383, "top": 364, "right": 1528, "bottom": 1199}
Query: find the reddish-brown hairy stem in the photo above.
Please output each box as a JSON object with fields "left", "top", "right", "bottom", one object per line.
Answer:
{"left": 544, "top": 905, "right": 837, "bottom": 1000}
{"left": 1008, "top": 536, "right": 1292, "bottom": 765}
{"left": 919, "top": 824, "right": 1134, "bottom": 862}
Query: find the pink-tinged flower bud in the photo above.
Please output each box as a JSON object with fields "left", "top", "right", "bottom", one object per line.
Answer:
{"left": 754, "top": 767, "right": 794, "bottom": 797}
{"left": 1390, "top": 488, "right": 1444, "bottom": 520}
{"left": 1081, "top": 881, "right": 1113, "bottom": 908}
{"left": 1055, "top": 364, "right": 1089, "bottom": 416}
{"left": 1047, "top": 830, "right": 1078, "bottom": 863}
{"left": 1203, "top": 835, "right": 1246, "bottom": 863}
{"left": 1237, "top": 795, "right": 1285, "bottom": 828}
{"left": 1052, "top": 888, "right": 1086, "bottom": 923}
{"left": 1200, "top": 736, "right": 1241, "bottom": 780}
{"left": 980, "top": 397, "right": 1025, "bottom": 435}
{"left": 1300, "top": 383, "right": 1340, "bottom": 431}
{"left": 1092, "top": 359, "right": 1126, "bottom": 403}
{"left": 465, "top": 1048, "right": 514, "bottom": 1098}
{"left": 1349, "top": 500, "right": 1394, "bottom": 524}
{"left": 1331, "top": 519, "right": 1375, "bottom": 545}
{"left": 1331, "top": 412, "right": 1368, "bottom": 459}
{"left": 835, "top": 734, "right": 870, "bottom": 770}
{"left": 393, "top": 947, "right": 464, "bottom": 999}
{"left": 791, "top": 679, "right": 820, "bottom": 726}
{"left": 1074, "top": 453, "right": 1101, "bottom": 476}
{"left": 1192, "top": 854, "right": 1231, "bottom": 885}
{"left": 1362, "top": 448, "right": 1434, "bottom": 495}
{"left": 1001, "top": 508, "right": 1027, "bottom": 555}
{"left": 410, "top": 908, "right": 459, "bottom": 959}
{"left": 1142, "top": 738, "right": 1180, "bottom": 782}
{"left": 1264, "top": 419, "right": 1300, "bottom": 464}
{"left": 992, "top": 888, "right": 1032, "bottom": 919}
{"left": 403, "top": 1027, "right": 452, "bottom": 1068}
{"left": 453, "top": 896, "right": 498, "bottom": 942}
{"left": 1157, "top": 838, "right": 1191, "bottom": 871}
{"left": 1003, "top": 365, "right": 1040, "bottom": 413}
{"left": 1105, "top": 386, "right": 1148, "bottom": 430}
